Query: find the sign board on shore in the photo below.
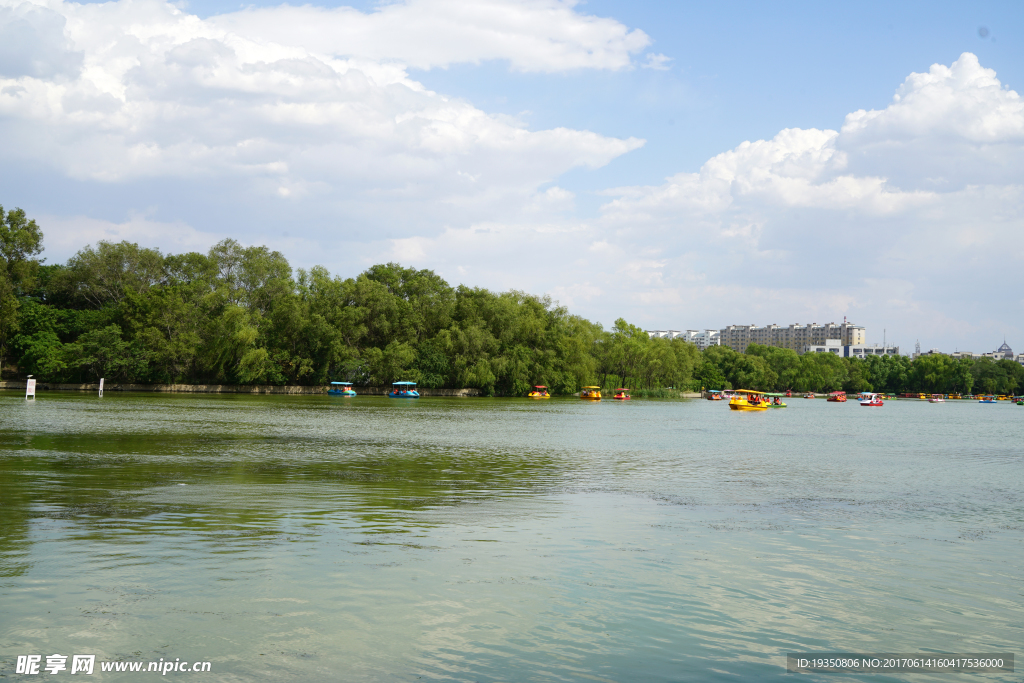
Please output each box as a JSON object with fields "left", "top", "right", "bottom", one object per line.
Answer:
{"left": 25, "top": 379, "right": 36, "bottom": 400}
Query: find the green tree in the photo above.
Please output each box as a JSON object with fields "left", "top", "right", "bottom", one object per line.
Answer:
{"left": 746, "top": 344, "right": 801, "bottom": 389}
{"left": 65, "top": 324, "right": 149, "bottom": 381}
{"left": 0, "top": 205, "right": 44, "bottom": 376}
{"left": 55, "top": 240, "right": 164, "bottom": 308}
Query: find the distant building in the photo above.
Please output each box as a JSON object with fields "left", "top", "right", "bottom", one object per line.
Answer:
{"left": 645, "top": 329, "right": 721, "bottom": 350}
{"left": 842, "top": 344, "right": 900, "bottom": 359}
{"left": 917, "top": 343, "right": 1018, "bottom": 363}
{"left": 803, "top": 339, "right": 843, "bottom": 355}
{"left": 804, "top": 340, "right": 899, "bottom": 358}
{"left": 720, "top": 321, "right": 865, "bottom": 354}
{"left": 682, "top": 329, "right": 721, "bottom": 350}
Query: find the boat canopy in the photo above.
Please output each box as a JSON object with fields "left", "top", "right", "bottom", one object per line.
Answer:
{"left": 707, "top": 390, "right": 722, "bottom": 393}
{"left": 733, "top": 389, "right": 765, "bottom": 394}
{"left": 582, "top": 386, "right": 601, "bottom": 389}
{"left": 392, "top": 381, "right": 417, "bottom": 385}
{"left": 534, "top": 385, "right": 547, "bottom": 389}
{"left": 829, "top": 391, "right": 846, "bottom": 395}
{"left": 766, "top": 393, "right": 785, "bottom": 397}
{"left": 331, "top": 382, "right": 353, "bottom": 386}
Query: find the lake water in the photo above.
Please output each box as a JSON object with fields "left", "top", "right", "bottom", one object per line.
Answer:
{"left": 1, "top": 392, "right": 1021, "bottom": 681}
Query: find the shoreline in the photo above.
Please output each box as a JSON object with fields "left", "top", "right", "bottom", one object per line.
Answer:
{"left": 0, "top": 381, "right": 702, "bottom": 398}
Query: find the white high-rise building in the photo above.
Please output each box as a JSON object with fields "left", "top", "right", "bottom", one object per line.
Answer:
{"left": 681, "top": 329, "right": 721, "bottom": 350}
{"left": 719, "top": 321, "right": 866, "bottom": 353}
{"left": 645, "top": 329, "right": 720, "bottom": 349}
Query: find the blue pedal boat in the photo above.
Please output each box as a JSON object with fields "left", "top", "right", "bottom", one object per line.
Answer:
{"left": 389, "top": 381, "right": 420, "bottom": 398}
{"left": 328, "top": 381, "right": 356, "bottom": 397}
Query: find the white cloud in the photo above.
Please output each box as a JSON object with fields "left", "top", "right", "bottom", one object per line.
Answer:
{"left": 0, "top": 2, "right": 82, "bottom": 78}
{"left": 578, "top": 53, "right": 1024, "bottom": 344}
{"left": 292, "top": 53, "right": 1023, "bottom": 349}
{"left": 39, "top": 213, "right": 225, "bottom": 260}
{"left": 0, "top": 0, "right": 643, "bottom": 220}
{"left": 842, "top": 53, "right": 1024, "bottom": 144}
{"left": 210, "top": 0, "right": 651, "bottom": 73}
{"left": 641, "top": 53, "right": 671, "bottom": 71}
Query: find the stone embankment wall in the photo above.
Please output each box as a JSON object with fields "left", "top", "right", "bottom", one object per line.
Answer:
{"left": 0, "top": 381, "right": 480, "bottom": 397}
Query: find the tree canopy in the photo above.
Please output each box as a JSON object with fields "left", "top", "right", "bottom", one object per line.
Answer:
{"left": 1, "top": 208, "right": 1020, "bottom": 396}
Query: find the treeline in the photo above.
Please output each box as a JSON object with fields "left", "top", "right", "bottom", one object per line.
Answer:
{"left": 1, "top": 206, "right": 1021, "bottom": 396}
{"left": 0, "top": 207, "right": 698, "bottom": 394}
{"left": 697, "top": 344, "right": 1024, "bottom": 396}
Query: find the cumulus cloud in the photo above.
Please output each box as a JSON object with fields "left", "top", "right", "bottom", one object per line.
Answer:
{"left": 0, "top": 3, "right": 81, "bottom": 79}
{"left": 587, "top": 53, "right": 1024, "bottom": 344}
{"left": 211, "top": 0, "right": 652, "bottom": 72}
{"left": 839, "top": 52, "right": 1024, "bottom": 190}
{"left": 0, "top": 0, "right": 643, "bottom": 226}
{"left": 365, "top": 53, "right": 1024, "bottom": 348}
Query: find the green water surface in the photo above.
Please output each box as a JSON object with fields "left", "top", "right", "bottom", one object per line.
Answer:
{"left": 1, "top": 392, "right": 1021, "bottom": 681}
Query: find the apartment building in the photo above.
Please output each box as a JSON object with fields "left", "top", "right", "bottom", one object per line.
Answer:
{"left": 682, "top": 329, "right": 721, "bottom": 351}
{"left": 805, "top": 340, "right": 900, "bottom": 358}
{"left": 645, "top": 329, "right": 721, "bottom": 350}
{"left": 719, "top": 321, "right": 866, "bottom": 354}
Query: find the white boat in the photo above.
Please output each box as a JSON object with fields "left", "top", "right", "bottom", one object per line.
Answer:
{"left": 927, "top": 394, "right": 945, "bottom": 403}
{"left": 859, "top": 392, "right": 883, "bottom": 407}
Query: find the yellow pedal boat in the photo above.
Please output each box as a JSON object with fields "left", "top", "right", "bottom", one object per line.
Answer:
{"left": 580, "top": 386, "right": 602, "bottom": 400}
{"left": 729, "top": 389, "right": 769, "bottom": 411}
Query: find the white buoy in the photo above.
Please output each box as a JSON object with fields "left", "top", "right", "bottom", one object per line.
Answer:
{"left": 99, "top": 377, "right": 104, "bottom": 397}
{"left": 25, "top": 377, "right": 36, "bottom": 400}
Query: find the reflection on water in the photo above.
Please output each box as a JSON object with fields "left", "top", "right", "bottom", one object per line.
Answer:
{"left": 1, "top": 393, "right": 1022, "bottom": 681}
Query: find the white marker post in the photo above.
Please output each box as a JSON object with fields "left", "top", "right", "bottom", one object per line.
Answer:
{"left": 25, "top": 378, "right": 36, "bottom": 400}
{"left": 99, "top": 378, "right": 104, "bottom": 397}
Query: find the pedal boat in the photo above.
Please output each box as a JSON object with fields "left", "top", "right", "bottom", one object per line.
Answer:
{"left": 327, "top": 381, "right": 356, "bottom": 397}
{"left": 580, "top": 386, "right": 602, "bottom": 400}
{"left": 612, "top": 388, "right": 631, "bottom": 400}
{"left": 827, "top": 391, "right": 847, "bottom": 403}
{"left": 528, "top": 385, "right": 550, "bottom": 398}
{"left": 927, "top": 394, "right": 945, "bottom": 403}
{"left": 859, "top": 392, "right": 883, "bottom": 406}
{"left": 729, "top": 390, "right": 769, "bottom": 411}
{"left": 389, "top": 381, "right": 420, "bottom": 398}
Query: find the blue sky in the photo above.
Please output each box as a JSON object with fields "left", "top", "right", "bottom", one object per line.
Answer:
{"left": 1, "top": 0, "right": 1022, "bottom": 352}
